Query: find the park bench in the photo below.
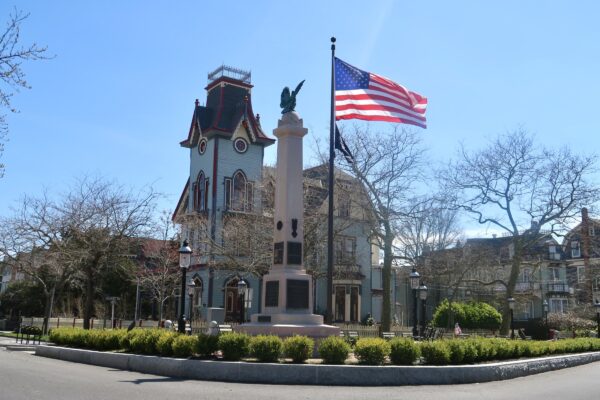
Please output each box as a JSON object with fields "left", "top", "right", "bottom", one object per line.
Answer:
{"left": 218, "top": 324, "right": 233, "bottom": 334}
{"left": 382, "top": 332, "right": 395, "bottom": 340}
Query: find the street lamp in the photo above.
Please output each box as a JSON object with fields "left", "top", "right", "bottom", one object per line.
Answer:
{"left": 507, "top": 297, "right": 516, "bottom": 339}
{"left": 178, "top": 240, "right": 192, "bottom": 334}
{"left": 419, "top": 282, "right": 428, "bottom": 337}
{"left": 237, "top": 279, "right": 248, "bottom": 324}
{"left": 188, "top": 281, "right": 196, "bottom": 325}
{"left": 409, "top": 267, "right": 420, "bottom": 338}
{"left": 594, "top": 300, "right": 600, "bottom": 339}
{"left": 543, "top": 299, "right": 549, "bottom": 340}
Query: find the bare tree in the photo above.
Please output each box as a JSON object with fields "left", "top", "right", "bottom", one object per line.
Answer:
{"left": 0, "top": 9, "right": 50, "bottom": 177}
{"left": 394, "top": 196, "right": 462, "bottom": 267}
{"left": 439, "top": 129, "right": 599, "bottom": 333}
{"left": 137, "top": 211, "right": 180, "bottom": 322}
{"left": 336, "top": 125, "right": 426, "bottom": 331}
{"left": 1, "top": 177, "right": 159, "bottom": 329}
{"left": 0, "top": 192, "right": 78, "bottom": 333}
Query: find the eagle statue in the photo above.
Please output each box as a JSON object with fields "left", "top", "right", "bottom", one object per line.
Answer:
{"left": 280, "top": 80, "right": 305, "bottom": 114}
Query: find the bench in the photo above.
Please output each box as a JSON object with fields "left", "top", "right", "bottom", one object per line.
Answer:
{"left": 382, "top": 332, "right": 395, "bottom": 339}
{"left": 218, "top": 324, "right": 233, "bottom": 334}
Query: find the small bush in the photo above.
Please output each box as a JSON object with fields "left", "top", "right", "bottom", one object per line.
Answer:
{"left": 172, "top": 335, "right": 198, "bottom": 358}
{"left": 250, "top": 335, "right": 283, "bottom": 363}
{"left": 196, "top": 333, "right": 219, "bottom": 358}
{"left": 218, "top": 333, "right": 250, "bottom": 361}
{"left": 282, "top": 335, "right": 314, "bottom": 363}
{"left": 389, "top": 338, "right": 420, "bottom": 365}
{"left": 432, "top": 300, "right": 502, "bottom": 330}
{"left": 420, "top": 341, "right": 451, "bottom": 365}
{"left": 447, "top": 340, "right": 465, "bottom": 364}
{"left": 156, "top": 331, "right": 179, "bottom": 357}
{"left": 128, "top": 329, "right": 163, "bottom": 355}
{"left": 354, "top": 338, "right": 390, "bottom": 365}
{"left": 318, "top": 336, "right": 350, "bottom": 365}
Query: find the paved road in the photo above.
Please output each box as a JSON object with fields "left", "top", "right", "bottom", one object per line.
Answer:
{"left": 1, "top": 347, "right": 600, "bottom": 400}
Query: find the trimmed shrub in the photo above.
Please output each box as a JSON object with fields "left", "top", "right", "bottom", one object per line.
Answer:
{"left": 354, "top": 338, "right": 390, "bottom": 365}
{"left": 282, "top": 335, "right": 314, "bottom": 363}
{"left": 218, "top": 333, "right": 250, "bottom": 361}
{"left": 432, "top": 300, "right": 502, "bottom": 331}
{"left": 447, "top": 340, "right": 465, "bottom": 364}
{"left": 128, "top": 329, "right": 163, "bottom": 355}
{"left": 420, "top": 341, "right": 451, "bottom": 365}
{"left": 250, "top": 335, "right": 283, "bottom": 363}
{"left": 318, "top": 336, "right": 350, "bottom": 365}
{"left": 156, "top": 331, "right": 179, "bottom": 357}
{"left": 172, "top": 335, "right": 198, "bottom": 358}
{"left": 389, "top": 338, "right": 420, "bottom": 365}
{"left": 196, "top": 333, "right": 219, "bottom": 358}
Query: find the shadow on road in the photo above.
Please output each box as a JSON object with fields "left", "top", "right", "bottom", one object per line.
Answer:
{"left": 119, "top": 377, "right": 186, "bottom": 385}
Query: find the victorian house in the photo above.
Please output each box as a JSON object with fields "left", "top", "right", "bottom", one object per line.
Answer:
{"left": 172, "top": 66, "right": 382, "bottom": 323}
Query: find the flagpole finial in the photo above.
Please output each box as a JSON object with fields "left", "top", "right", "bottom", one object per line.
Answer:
{"left": 331, "top": 36, "right": 336, "bottom": 51}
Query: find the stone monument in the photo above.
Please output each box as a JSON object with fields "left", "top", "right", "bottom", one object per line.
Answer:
{"left": 236, "top": 83, "right": 339, "bottom": 338}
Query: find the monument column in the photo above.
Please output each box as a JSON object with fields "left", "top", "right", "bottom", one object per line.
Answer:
{"left": 237, "top": 84, "right": 338, "bottom": 338}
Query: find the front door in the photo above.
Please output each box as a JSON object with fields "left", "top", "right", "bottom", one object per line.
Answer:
{"left": 224, "top": 279, "right": 240, "bottom": 322}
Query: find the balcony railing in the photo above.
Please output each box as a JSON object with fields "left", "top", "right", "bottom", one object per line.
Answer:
{"left": 546, "top": 282, "right": 570, "bottom": 293}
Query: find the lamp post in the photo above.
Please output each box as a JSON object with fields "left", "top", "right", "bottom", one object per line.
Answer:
{"left": 419, "top": 282, "right": 428, "bottom": 337}
{"left": 409, "top": 267, "right": 420, "bottom": 338}
{"left": 178, "top": 240, "right": 192, "bottom": 334}
{"left": 543, "top": 299, "right": 549, "bottom": 340}
{"left": 594, "top": 300, "right": 600, "bottom": 339}
{"left": 507, "top": 297, "right": 516, "bottom": 339}
{"left": 237, "top": 279, "right": 247, "bottom": 324}
{"left": 188, "top": 281, "right": 195, "bottom": 324}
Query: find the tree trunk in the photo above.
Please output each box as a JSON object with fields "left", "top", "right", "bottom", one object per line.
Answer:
{"left": 381, "top": 229, "right": 394, "bottom": 332}
{"left": 500, "top": 248, "right": 522, "bottom": 335}
{"left": 83, "top": 267, "right": 95, "bottom": 330}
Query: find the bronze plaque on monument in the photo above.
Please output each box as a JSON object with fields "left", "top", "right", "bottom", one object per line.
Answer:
{"left": 287, "top": 241, "right": 302, "bottom": 265}
{"left": 265, "top": 281, "right": 279, "bottom": 307}
{"left": 273, "top": 242, "right": 284, "bottom": 264}
{"left": 286, "top": 279, "right": 309, "bottom": 309}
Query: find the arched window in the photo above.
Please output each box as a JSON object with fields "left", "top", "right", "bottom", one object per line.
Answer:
{"left": 225, "top": 170, "right": 253, "bottom": 212}
{"left": 194, "top": 171, "right": 209, "bottom": 212}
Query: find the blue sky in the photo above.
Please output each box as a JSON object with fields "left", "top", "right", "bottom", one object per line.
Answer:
{"left": 1, "top": 1, "right": 598, "bottom": 235}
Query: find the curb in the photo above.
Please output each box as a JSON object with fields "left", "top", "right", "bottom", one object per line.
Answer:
{"left": 35, "top": 345, "right": 600, "bottom": 386}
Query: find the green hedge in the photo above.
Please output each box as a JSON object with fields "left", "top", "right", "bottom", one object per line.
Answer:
{"left": 47, "top": 328, "right": 600, "bottom": 366}
{"left": 432, "top": 300, "right": 502, "bottom": 330}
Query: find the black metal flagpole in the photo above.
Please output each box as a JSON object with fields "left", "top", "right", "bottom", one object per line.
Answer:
{"left": 326, "top": 37, "right": 336, "bottom": 324}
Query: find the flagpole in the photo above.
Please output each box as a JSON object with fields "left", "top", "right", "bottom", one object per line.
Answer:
{"left": 326, "top": 36, "right": 336, "bottom": 324}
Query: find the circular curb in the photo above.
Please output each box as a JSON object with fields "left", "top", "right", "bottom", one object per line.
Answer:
{"left": 35, "top": 345, "right": 600, "bottom": 386}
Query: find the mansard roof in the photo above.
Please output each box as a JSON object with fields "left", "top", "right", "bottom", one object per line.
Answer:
{"left": 180, "top": 76, "right": 274, "bottom": 148}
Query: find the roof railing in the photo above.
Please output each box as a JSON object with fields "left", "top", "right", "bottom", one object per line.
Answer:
{"left": 207, "top": 65, "right": 251, "bottom": 84}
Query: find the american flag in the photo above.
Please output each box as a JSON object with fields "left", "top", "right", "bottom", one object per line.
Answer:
{"left": 334, "top": 57, "right": 427, "bottom": 129}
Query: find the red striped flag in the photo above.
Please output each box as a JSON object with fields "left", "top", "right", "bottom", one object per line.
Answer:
{"left": 334, "top": 57, "right": 427, "bottom": 128}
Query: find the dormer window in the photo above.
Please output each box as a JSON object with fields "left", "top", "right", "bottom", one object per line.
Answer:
{"left": 225, "top": 170, "right": 254, "bottom": 212}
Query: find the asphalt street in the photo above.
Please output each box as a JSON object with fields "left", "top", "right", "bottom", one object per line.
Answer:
{"left": 1, "top": 347, "right": 600, "bottom": 400}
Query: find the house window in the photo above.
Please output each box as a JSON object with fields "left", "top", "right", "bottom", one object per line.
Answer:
{"left": 589, "top": 226, "right": 596, "bottom": 237}
{"left": 548, "top": 266, "right": 561, "bottom": 282}
{"left": 577, "top": 265, "right": 586, "bottom": 283}
{"left": 571, "top": 241, "right": 581, "bottom": 258}
{"left": 194, "top": 171, "right": 209, "bottom": 212}
{"left": 519, "top": 268, "right": 532, "bottom": 283}
{"left": 516, "top": 301, "right": 533, "bottom": 320}
{"left": 549, "top": 298, "right": 568, "bottom": 313}
{"left": 338, "top": 197, "right": 351, "bottom": 217}
{"left": 225, "top": 171, "right": 254, "bottom": 212}
{"left": 335, "top": 236, "right": 356, "bottom": 264}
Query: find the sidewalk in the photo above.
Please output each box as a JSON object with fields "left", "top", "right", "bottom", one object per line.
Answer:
{"left": 0, "top": 332, "right": 48, "bottom": 351}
